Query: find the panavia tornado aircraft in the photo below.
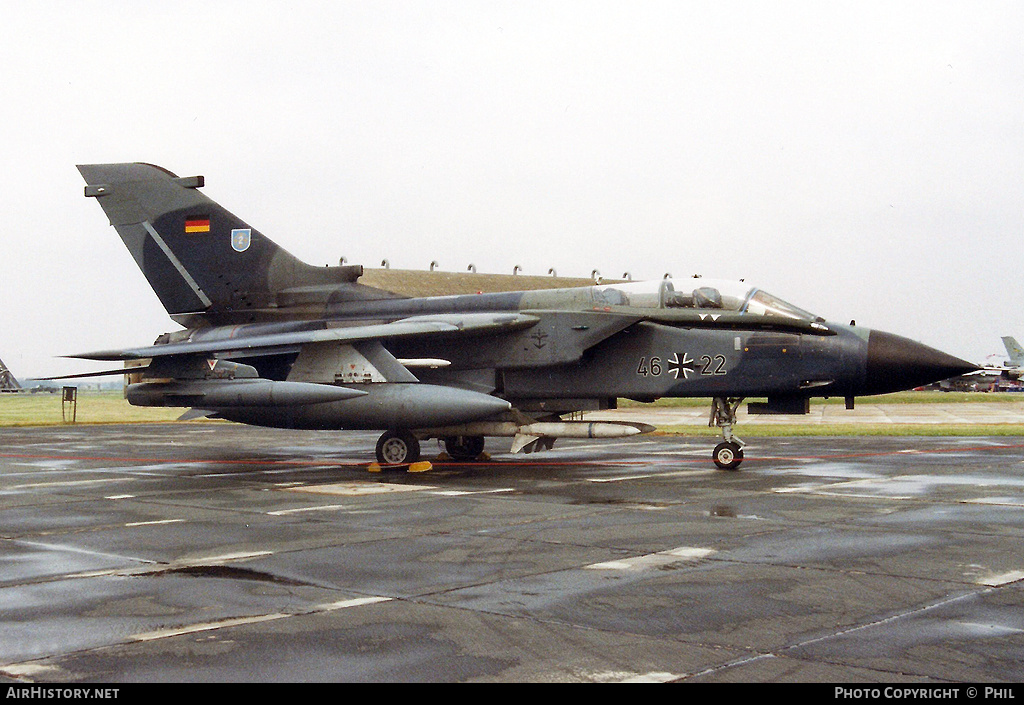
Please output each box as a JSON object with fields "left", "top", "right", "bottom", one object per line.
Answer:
{"left": 72, "top": 163, "right": 976, "bottom": 469}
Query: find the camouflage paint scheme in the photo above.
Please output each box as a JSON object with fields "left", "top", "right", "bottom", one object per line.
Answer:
{"left": 74, "top": 163, "right": 976, "bottom": 468}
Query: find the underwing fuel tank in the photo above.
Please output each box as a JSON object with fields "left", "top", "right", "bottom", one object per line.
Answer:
{"left": 126, "top": 380, "right": 367, "bottom": 407}
{"left": 209, "top": 383, "right": 513, "bottom": 430}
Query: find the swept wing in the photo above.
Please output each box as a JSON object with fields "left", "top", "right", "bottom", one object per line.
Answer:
{"left": 71, "top": 312, "right": 540, "bottom": 361}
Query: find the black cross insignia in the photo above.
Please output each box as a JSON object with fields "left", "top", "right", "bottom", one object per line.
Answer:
{"left": 668, "top": 352, "right": 696, "bottom": 379}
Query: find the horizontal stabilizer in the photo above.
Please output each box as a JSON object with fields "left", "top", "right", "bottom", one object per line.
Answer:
{"left": 40, "top": 367, "right": 149, "bottom": 380}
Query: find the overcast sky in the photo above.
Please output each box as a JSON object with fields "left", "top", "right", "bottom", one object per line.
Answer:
{"left": 1, "top": 1, "right": 1021, "bottom": 378}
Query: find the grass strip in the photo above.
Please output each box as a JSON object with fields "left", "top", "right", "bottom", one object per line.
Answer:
{"left": 0, "top": 391, "right": 182, "bottom": 426}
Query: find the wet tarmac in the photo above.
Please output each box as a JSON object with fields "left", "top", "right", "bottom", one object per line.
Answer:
{"left": 1, "top": 423, "right": 1024, "bottom": 683}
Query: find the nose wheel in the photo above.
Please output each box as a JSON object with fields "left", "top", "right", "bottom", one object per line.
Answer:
{"left": 710, "top": 397, "right": 745, "bottom": 470}
{"left": 712, "top": 441, "right": 744, "bottom": 470}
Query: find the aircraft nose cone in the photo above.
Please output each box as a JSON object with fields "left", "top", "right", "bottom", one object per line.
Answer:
{"left": 862, "top": 330, "right": 978, "bottom": 395}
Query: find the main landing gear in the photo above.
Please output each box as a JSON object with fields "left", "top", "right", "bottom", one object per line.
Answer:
{"left": 710, "top": 396, "right": 745, "bottom": 470}
{"left": 375, "top": 430, "right": 421, "bottom": 465}
{"left": 374, "top": 430, "right": 487, "bottom": 465}
{"left": 443, "top": 435, "right": 486, "bottom": 461}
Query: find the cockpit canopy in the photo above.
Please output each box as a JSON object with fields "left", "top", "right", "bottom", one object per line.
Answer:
{"left": 591, "top": 277, "right": 819, "bottom": 323}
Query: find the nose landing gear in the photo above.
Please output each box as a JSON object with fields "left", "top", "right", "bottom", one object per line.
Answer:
{"left": 712, "top": 440, "right": 744, "bottom": 470}
{"left": 710, "top": 397, "right": 745, "bottom": 470}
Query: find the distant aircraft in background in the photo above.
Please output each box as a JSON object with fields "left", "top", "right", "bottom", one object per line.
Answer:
{"left": 934, "top": 336, "right": 1024, "bottom": 391}
{"left": 0, "top": 357, "right": 59, "bottom": 394}
{"left": 0, "top": 356, "right": 21, "bottom": 392}
{"left": 1001, "top": 336, "right": 1024, "bottom": 376}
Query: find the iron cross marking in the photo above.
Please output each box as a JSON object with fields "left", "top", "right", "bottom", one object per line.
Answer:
{"left": 668, "top": 352, "right": 696, "bottom": 379}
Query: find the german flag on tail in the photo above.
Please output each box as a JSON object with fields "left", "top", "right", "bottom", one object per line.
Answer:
{"left": 185, "top": 216, "right": 210, "bottom": 233}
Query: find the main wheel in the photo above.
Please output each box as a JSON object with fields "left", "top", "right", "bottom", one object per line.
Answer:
{"left": 712, "top": 442, "right": 744, "bottom": 470}
{"left": 376, "top": 430, "right": 421, "bottom": 465}
{"left": 443, "top": 435, "right": 486, "bottom": 461}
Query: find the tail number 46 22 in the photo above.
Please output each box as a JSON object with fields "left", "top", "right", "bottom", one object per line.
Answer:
{"left": 636, "top": 354, "right": 727, "bottom": 379}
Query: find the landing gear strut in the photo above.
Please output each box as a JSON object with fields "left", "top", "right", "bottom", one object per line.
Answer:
{"left": 443, "top": 435, "right": 486, "bottom": 461}
{"left": 375, "top": 430, "right": 421, "bottom": 465}
{"left": 710, "top": 397, "right": 745, "bottom": 470}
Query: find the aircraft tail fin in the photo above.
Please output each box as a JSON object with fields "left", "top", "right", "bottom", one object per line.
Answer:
{"left": 0, "top": 356, "right": 20, "bottom": 391}
{"left": 1002, "top": 336, "right": 1024, "bottom": 366}
{"left": 77, "top": 163, "right": 364, "bottom": 324}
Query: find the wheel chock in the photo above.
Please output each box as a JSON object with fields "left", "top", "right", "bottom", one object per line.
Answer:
{"left": 407, "top": 461, "right": 433, "bottom": 473}
{"left": 367, "top": 462, "right": 383, "bottom": 473}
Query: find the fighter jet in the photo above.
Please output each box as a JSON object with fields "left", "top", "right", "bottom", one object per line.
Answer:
{"left": 936, "top": 336, "right": 1024, "bottom": 391}
{"left": 73, "top": 163, "right": 976, "bottom": 469}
